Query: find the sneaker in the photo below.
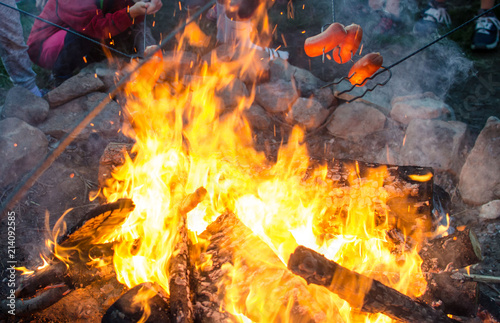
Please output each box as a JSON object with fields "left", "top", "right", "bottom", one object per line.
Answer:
{"left": 471, "top": 13, "right": 500, "bottom": 50}
{"left": 414, "top": 2, "right": 451, "bottom": 35}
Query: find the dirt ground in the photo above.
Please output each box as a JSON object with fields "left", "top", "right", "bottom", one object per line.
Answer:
{"left": 0, "top": 0, "right": 499, "bottom": 321}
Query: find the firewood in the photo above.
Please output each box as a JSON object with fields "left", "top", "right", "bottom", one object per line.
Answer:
{"left": 419, "top": 272, "right": 478, "bottom": 317}
{"left": 288, "top": 246, "right": 459, "bottom": 323}
{"left": 192, "top": 213, "right": 340, "bottom": 323}
{"left": 102, "top": 282, "right": 170, "bottom": 323}
{"left": 168, "top": 187, "right": 207, "bottom": 323}
{"left": 16, "top": 199, "right": 133, "bottom": 299}
{"left": 0, "top": 285, "right": 70, "bottom": 318}
{"left": 419, "top": 228, "right": 482, "bottom": 273}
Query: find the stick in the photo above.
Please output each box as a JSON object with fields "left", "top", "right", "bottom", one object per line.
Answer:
{"left": 464, "top": 274, "right": 500, "bottom": 284}
{"left": 288, "top": 246, "right": 459, "bottom": 323}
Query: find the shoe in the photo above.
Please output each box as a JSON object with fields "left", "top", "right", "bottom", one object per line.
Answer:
{"left": 414, "top": 2, "right": 451, "bottom": 35}
{"left": 471, "top": 13, "right": 500, "bottom": 50}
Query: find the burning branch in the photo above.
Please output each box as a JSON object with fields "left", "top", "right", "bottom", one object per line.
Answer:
{"left": 288, "top": 246, "right": 459, "bottom": 323}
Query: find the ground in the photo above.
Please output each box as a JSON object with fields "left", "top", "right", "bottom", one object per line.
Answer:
{"left": 0, "top": 0, "right": 499, "bottom": 321}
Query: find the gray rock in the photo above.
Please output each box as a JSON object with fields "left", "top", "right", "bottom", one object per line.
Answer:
{"left": 459, "top": 116, "right": 500, "bottom": 205}
{"left": 0, "top": 118, "right": 48, "bottom": 188}
{"left": 255, "top": 80, "right": 298, "bottom": 114}
{"left": 269, "top": 58, "right": 324, "bottom": 96}
{"left": 2, "top": 86, "right": 49, "bottom": 125}
{"left": 400, "top": 119, "right": 467, "bottom": 174}
{"left": 286, "top": 97, "right": 329, "bottom": 130}
{"left": 479, "top": 200, "right": 500, "bottom": 220}
{"left": 243, "top": 104, "right": 272, "bottom": 130}
{"left": 390, "top": 92, "right": 453, "bottom": 125}
{"left": 311, "top": 87, "right": 336, "bottom": 109}
{"left": 45, "top": 71, "right": 105, "bottom": 108}
{"left": 326, "top": 101, "right": 386, "bottom": 141}
{"left": 38, "top": 92, "right": 121, "bottom": 141}
{"left": 217, "top": 78, "right": 250, "bottom": 110}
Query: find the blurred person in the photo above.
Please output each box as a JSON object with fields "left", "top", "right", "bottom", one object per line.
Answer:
{"left": 185, "top": 0, "right": 288, "bottom": 59}
{"left": 0, "top": 0, "right": 43, "bottom": 96}
{"left": 368, "top": 0, "right": 402, "bottom": 34}
{"left": 215, "top": 0, "right": 289, "bottom": 59}
{"left": 27, "top": 0, "right": 162, "bottom": 85}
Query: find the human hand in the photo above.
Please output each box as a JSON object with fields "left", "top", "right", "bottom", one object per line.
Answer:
{"left": 129, "top": 2, "right": 149, "bottom": 18}
{"left": 146, "top": 0, "right": 162, "bottom": 15}
{"left": 130, "top": 0, "right": 162, "bottom": 18}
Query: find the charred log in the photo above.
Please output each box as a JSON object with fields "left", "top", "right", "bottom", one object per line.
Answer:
{"left": 0, "top": 285, "right": 69, "bottom": 319}
{"left": 13, "top": 200, "right": 133, "bottom": 316}
{"left": 288, "top": 245, "right": 458, "bottom": 323}
{"left": 419, "top": 228, "right": 482, "bottom": 273}
{"left": 168, "top": 187, "right": 207, "bottom": 323}
{"left": 419, "top": 272, "right": 478, "bottom": 317}
{"left": 192, "top": 213, "right": 340, "bottom": 323}
{"left": 102, "top": 282, "right": 170, "bottom": 323}
{"left": 58, "top": 198, "right": 135, "bottom": 248}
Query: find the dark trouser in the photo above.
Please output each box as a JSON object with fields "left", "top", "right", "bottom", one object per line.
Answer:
{"left": 52, "top": 29, "right": 135, "bottom": 82}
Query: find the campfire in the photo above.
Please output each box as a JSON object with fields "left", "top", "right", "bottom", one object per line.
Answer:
{"left": 8, "top": 6, "right": 492, "bottom": 323}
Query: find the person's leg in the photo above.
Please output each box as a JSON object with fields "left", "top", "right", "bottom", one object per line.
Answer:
{"left": 0, "top": 0, "right": 41, "bottom": 96}
{"left": 52, "top": 31, "right": 103, "bottom": 83}
{"left": 472, "top": 0, "right": 499, "bottom": 49}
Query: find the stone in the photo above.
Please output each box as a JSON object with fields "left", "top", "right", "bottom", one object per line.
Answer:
{"left": 400, "top": 119, "right": 467, "bottom": 174}
{"left": 243, "top": 103, "right": 272, "bottom": 130}
{"left": 217, "top": 78, "right": 250, "bottom": 110}
{"left": 255, "top": 80, "right": 299, "bottom": 114}
{"left": 286, "top": 97, "right": 329, "bottom": 130}
{"left": 311, "top": 86, "right": 336, "bottom": 109}
{"left": 269, "top": 58, "right": 324, "bottom": 97}
{"left": 326, "top": 101, "right": 386, "bottom": 141}
{"left": 0, "top": 118, "right": 48, "bottom": 188}
{"left": 45, "top": 71, "right": 105, "bottom": 108}
{"left": 479, "top": 200, "right": 500, "bottom": 220}
{"left": 459, "top": 117, "right": 500, "bottom": 205}
{"left": 390, "top": 92, "right": 453, "bottom": 125}
{"left": 38, "top": 92, "right": 121, "bottom": 141}
{"left": 2, "top": 86, "right": 49, "bottom": 125}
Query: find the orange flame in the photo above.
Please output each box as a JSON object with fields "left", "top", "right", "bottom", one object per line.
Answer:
{"left": 46, "top": 9, "right": 433, "bottom": 322}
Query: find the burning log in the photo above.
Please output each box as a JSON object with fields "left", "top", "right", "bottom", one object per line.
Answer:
{"left": 288, "top": 246, "right": 458, "bottom": 323}
{"left": 419, "top": 227, "right": 482, "bottom": 273}
{"left": 13, "top": 200, "right": 134, "bottom": 316}
{"left": 419, "top": 272, "right": 478, "bottom": 317}
{"left": 168, "top": 187, "right": 207, "bottom": 323}
{"left": 193, "top": 213, "right": 339, "bottom": 322}
{"left": 102, "top": 282, "right": 170, "bottom": 323}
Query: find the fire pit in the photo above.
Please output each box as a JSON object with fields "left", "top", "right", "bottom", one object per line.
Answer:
{"left": 1, "top": 3, "right": 499, "bottom": 323}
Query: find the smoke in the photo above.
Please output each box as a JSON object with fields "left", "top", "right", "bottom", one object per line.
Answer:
{"left": 294, "top": 0, "right": 474, "bottom": 108}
